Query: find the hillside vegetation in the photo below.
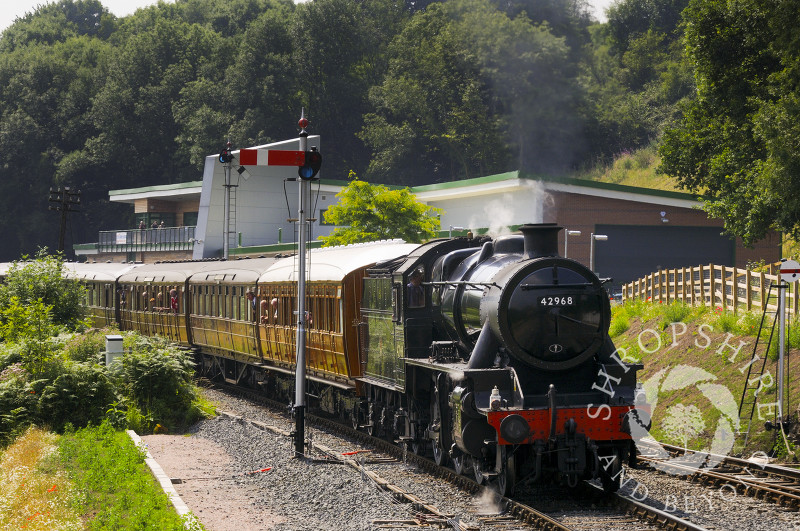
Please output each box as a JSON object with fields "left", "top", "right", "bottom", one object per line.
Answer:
{"left": 0, "top": 0, "right": 694, "bottom": 260}
{"left": 611, "top": 299, "right": 800, "bottom": 461}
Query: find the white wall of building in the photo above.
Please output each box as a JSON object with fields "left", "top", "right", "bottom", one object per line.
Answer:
{"left": 193, "top": 136, "right": 339, "bottom": 259}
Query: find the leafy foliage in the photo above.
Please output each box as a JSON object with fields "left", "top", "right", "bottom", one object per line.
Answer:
{"left": 0, "top": 0, "right": 621, "bottom": 259}
{"left": 0, "top": 250, "right": 87, "bottom": 330}
{"left": 0, "top": 257, "right": 207, "bottom": 442}
{"left": 658, "top": 0, "right": 800, "bottom": 245}
{"left": 38, "top": 362, "right": 118, "bottom": 432}
{"left": 320, "top": 175, "right": 442, "bottom": 245}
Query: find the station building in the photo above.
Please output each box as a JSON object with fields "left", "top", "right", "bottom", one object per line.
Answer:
{"left": 74, "top": 137, "right": 780, "bottom": 290}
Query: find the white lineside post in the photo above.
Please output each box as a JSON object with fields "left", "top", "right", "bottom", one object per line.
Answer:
{"left": 779, "top": 280, "right": 786, "bottom": 420}
{"left": 294, "top": 113, "right": 310, "bottom": 458}
{"left": 778, "top": 259, "right": 800, "bottom": 423}
{"left": 564, "top": 229, "right": 581, "bottom": 258}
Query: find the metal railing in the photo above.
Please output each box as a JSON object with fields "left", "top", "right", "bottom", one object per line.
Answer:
{"left": 621, "top": 263, "right": 798, "bottom": 315}
{"left": 98, "top": 226, "right": 197, "bottom": 253}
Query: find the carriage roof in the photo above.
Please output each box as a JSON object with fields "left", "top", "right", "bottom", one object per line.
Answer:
{"left": 63, "top": 262, "right": 139, "bottom": 282}
{"left": 115, "top": 258, "right": 281, "bottom": 284}
{"left": 258, "top": 241, "right": 419, "bottom": 284}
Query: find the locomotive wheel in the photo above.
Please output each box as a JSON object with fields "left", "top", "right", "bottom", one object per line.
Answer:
{"left": 432, "top": 440, "right": 446, "bottom": 466}
{"left": 492, "top": 449, "right": 516, "bottom": 497}
{"left": 351, "top": 404, "right": 361, "bottom": 430}
{"left": 430, "top": 398, "right": 448, "bottom": 466}
{"left": 452, "top": 454, "right": 473, "bottom": 476}
{"left": 472, "top": 456, "right": 485, "bottom": 484}
{"left": 366, "top": 402, "right": 378, "bottom": 437}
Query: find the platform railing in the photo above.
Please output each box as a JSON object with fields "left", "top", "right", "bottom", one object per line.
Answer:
{"left": 621, "top": 263, "right": 797, "bottom": 315}
{"left": 98, "top": 226, "right": 197, "bottom": 253}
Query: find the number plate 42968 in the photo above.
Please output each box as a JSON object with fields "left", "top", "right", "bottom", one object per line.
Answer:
{"left": 540, "top": 296, "right": 574, "bottom": 306}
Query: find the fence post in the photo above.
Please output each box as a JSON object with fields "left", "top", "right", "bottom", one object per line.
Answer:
{"left": 745, "top": 269, "right": 752, "bottom": 312}
{"left": 760, "top": 271, "right": 767, "bottom": 313}
{"left": 721, "top": 265, "right": 728, "bottom": 312}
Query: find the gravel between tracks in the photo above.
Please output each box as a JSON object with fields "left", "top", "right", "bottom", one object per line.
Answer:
{"left": 613, "top": 465, "right": 800, "bottom": 531}
{"left": 141, "top": 388, "right": 500, "bottom": 530}
{"left": 140, "top": 388, "right": 800, "bottom": 530}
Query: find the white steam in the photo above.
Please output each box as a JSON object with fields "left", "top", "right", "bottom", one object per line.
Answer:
{"left": 466, "top": 180, "right": 551, "bottom": 238}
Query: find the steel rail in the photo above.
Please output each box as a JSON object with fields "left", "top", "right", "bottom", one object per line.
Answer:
{"left": 210, "top": 381, "right": 718, "bottom": 530}
{"left": 582, "top": 482, "right": 709, "bottom": 531}
{"left": 637, "top": 439, "right": 800, "bottom": 509}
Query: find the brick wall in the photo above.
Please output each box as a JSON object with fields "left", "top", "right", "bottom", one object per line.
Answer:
{"left": 545, "top": 191, "right": 779, "bottom": 269}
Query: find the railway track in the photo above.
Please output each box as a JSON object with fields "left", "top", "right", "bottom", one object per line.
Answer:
{"left": 637, "top": 439, "right": 800, "bottom": 511}
{"left": 209, "top": 381, "right": 711, "bottom": 530}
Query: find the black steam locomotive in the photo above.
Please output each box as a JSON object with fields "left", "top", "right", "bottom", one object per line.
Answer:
{"left": 358, "top": 223, "right": 646, "bottom": 495}
{"left": 63, "top": 223, "right": 647, "bottom": 495}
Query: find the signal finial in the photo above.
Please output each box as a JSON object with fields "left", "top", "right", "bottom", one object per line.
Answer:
{"left": 298, "top": 108, "right": 309, "bottom": 132}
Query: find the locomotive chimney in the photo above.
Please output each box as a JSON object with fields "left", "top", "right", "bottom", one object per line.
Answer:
{"left": 520, "top": 223, "right": 562, "bottom": 259}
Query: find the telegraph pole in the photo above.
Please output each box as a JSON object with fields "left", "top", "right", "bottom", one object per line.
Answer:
{"left": 48, "top": 187, "right": 81, "bottom": 253}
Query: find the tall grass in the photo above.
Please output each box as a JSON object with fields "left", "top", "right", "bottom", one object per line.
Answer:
{"left": 56, "top": 421, "right": 202, "bottom": 530}
{"left": 0, "top": 427, "right": 82, "bottom": 530}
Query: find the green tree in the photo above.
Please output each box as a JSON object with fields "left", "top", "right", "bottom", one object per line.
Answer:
{"left": 320, "top": 174, "right": 441, "bottom": 246}
{"left": 0, "top": 250, "right": 86, "bottom": 330}
{"left": 658, "top": 0, "right": 796, "bottom": 245}
{"left": 292, "top": 0, "right": 408, "bottom": 178}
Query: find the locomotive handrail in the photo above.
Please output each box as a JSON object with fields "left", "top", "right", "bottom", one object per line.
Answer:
{"left": 520, "top": 282, "right": 595, "bottom": 290}
{"left": 425, "top": 281, "right": 500, "bottom": 289}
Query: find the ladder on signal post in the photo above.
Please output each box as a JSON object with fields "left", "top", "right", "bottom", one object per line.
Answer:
{"left": 738, "top": 282, "right": 781, "bottom": 447}
{"left": 226, "top": 180, "right": 238, "bottom": 251}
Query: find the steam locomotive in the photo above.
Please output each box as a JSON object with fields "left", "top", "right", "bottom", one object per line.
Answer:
{"left": 63, "top": 223, "right": 647, "bottom": 495}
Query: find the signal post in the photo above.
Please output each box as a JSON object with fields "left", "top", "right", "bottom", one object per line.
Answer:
{"left": 235, "top": 112, "right": 322, "bottom": 458}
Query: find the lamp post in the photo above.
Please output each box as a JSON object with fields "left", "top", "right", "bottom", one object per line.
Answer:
{"left": 564, "top": 230, "right": 581, "bottom": 258}
{"left": 589, "top": 233, "right": 608, "bottom": 273}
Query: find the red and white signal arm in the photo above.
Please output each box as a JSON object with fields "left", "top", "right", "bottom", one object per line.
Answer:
{"left": 780, "top": 260, "right": 800, "bottom": 282}
{"left": 238, "top": 149, "right": 305, "bottom": 167}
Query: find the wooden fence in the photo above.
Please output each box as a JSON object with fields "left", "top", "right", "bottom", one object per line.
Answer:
{"left": 621, "top": 264, "right": 800, "bottom": 315}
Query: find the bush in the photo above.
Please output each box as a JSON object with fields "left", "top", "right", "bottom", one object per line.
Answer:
{"left": 0, "top": 250, "right": 87, "bottom": 330}
{"left": 0, "top": 364, "right": 38, "bottom": 447}
{"left": 38, "top": 362, "right": 119, "bottom": 432}
{"left": 118, "top": 337, "right": 202, "bottom": 432}
{"left": 714, "top": 310, "right": 739, "bottom": 333}
{"left": 609, "top": 314, "right": 630, "bottom": 337}
{"left": 63, "top": 329, "right": 112, "bottom": 363}
{"left": 660, "top": 301, "right": 693, "bottom": 325}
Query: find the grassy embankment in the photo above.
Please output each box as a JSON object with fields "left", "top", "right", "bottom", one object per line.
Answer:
{"left": 0, "top": 422, "right": 203, "bottom": 530}
{"left": 611, "top": 298, "right": 800, "bottom": 460}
